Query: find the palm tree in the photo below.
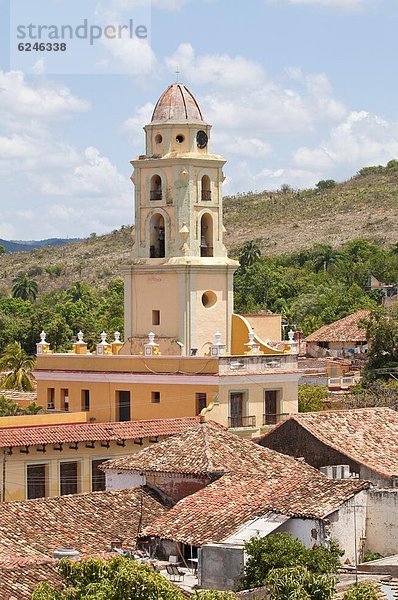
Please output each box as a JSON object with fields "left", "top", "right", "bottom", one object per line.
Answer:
{"left": 12, "top": 274, "right": 38, "bottom": 302}
{"left": 240, "top": 241, "right": 261, "bottom": 269}
{"left": 0, "top": 342, "right": 36, "bottom": 391}
{"left": 313, "top": 245, "right": 338, "bottom": 273}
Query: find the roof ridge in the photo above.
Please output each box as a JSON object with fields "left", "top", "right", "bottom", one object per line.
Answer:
{"left": 201, "top": 423, "right": 215, "bottom": 472}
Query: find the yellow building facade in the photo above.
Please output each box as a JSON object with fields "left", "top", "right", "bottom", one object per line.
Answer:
{"left": 34, "top": 82, "right": 300, "bottom": 441}
{"left": 0, "top": 418, "right": 202, "bottom": 501}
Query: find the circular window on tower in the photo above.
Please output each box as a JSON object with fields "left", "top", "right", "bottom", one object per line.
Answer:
{"left": 176, "top": 134, "right": 185, "bottom": 144}
{"left": 201, "top": 291, "right": 217, "bottom": 309}
{"left": 155, "top": 134, "right": 163, "bottom": 144}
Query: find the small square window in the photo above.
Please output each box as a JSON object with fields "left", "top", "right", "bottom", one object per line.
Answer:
{"left": 152, "top": 310, "right": 160, "bottom": 326}
{"left": 151, "top": 391, "right": 161, "bottom": 403}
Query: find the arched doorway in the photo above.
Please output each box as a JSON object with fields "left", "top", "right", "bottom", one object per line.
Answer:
{"left": 200, "top": 213, "right": 213, "bottom": 257}
{"left": 150, "top": 175, "right": 162, "bottom": 201}
{"left": 150, "top": 213, "right": 165, "bottom": 258}
{"left": 201, "top": 175, "right": 211, "bottom": 201}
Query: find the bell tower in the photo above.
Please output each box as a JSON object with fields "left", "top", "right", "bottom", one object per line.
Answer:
{"left": 122, "top": 83, "right": 239, "bottom": 356}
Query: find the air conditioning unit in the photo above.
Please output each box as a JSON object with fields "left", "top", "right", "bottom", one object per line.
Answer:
{"left": 47, "top": 402, "right": 55, "bottom": 410}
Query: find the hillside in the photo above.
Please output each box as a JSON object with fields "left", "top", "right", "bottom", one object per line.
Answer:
{"left": 0, "top": 166, "right": 397, "bottom": 294}
{"left": 223, "top": 167, "right": 398, "bottom": 255}
{"left": 0, "top": 228, "right": 132, "bottom": 294}
{"left": 0, "top": 238, "right": 80, "bottom": 253}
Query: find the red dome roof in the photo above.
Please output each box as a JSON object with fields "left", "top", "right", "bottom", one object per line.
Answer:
{"left": 151, "top": 83, "right": 204, "bottom": 123}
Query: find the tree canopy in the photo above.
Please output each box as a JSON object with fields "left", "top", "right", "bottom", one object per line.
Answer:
{"left": 32, "top": 557, "right": 237, "bottom": 599}
{"left": 239, "top": 532, "right": 341, "bottom": 591}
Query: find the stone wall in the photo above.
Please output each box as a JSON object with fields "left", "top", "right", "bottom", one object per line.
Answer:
{"left": 366, "top": 489, "right": 398, "bottom": 556}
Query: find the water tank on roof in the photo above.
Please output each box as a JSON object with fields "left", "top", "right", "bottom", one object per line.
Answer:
{"left": 53, "top": 548, "right": 80, "bottom": 560}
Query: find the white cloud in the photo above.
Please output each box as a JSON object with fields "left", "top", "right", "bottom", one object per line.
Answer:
{"left": 0, "top": 71, "right": 90, "bottom": 127}
{"left": 294, "top": 111, "right": 398, "bottom": 172}
{"left": 165, "top": 44, "right": 346, "bottom": 136}
{"left": 123, "top": 102, "right": 154, "bottom": 150}
{"left": 99, "top": 36, "right": 157, "bottom": 75}
{"left": 0, "top": 71, "right": 131, "bottom": 238}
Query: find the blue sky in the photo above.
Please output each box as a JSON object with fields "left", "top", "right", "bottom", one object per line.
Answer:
{"left": 0, "top": 0, "right": 397, "bottom": 239}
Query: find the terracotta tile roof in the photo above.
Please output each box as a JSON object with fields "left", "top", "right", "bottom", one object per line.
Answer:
{"left": 101, "top": 421, "right": 318, "bottom": 478}
{"left": 0, "top": 487, "right": 167, "bottom": 560}
{"left": 142, "top": 474, "right": 369, "bottom": 546}
{"left": 260, "top": 408, "right": 398, "bottom": 479}
{"left": 0, "top": 417, "right": 202, "bottom": 449}
{"left": 0, "top": 558, "right": 62, "bottom": 600}
{"left": 305, "top": 310, "right": 369, "bottom": 343}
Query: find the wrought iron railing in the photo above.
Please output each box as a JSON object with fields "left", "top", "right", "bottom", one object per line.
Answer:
{"left": 200, "top": 246, "right": 214, "bottom": 257}
{"left": 262, "top": 413, "right": 289, "bottom": 426}
{"left": 150, "top": 190, "right": 162, "bottom": 201}
{"left": 228, "top": 415, "right": 256, "bottom": 428}
{"left": 201, "top": 190, "right": 212, "bottom": 201}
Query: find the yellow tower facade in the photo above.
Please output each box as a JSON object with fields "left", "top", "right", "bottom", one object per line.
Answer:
{"left": 123, "top": 84, "right": 239, "bottom": 356}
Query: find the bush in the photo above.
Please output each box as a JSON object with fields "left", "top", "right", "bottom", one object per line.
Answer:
{"left": 343, "top": 582, "right": 378, "bottom": 600}
{"left": 33, "top": 557, "right": 186, "bottom": 599}
{"left": 316, "top": 180, "right": 336, "bottom": 191}
{"left": 239, "top": 533, "right": 340, "bottom": 590}
{"left": 363, "top": 552, "right": 383, "bottom": 562}
{"left": 266, "top": 566, "right": 335, "bottom": 600}
{"left": 298, "top": 385, "right": 328, "bottom": 412}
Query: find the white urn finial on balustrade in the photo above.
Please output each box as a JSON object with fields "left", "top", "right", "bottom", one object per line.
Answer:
{"left": 144, "top": 332, "right": 160, "bottom": 356}
{"left": 210, "top": 331, "right": 225, "bottom": 357}
{"left": 37, "top": 331, "right": 51, "bottom": 355}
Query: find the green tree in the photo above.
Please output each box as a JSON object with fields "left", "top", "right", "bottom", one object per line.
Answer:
{"left": 344, "top": 380, "right": 398, "bottom": 410}
{"left": 361, "top": 306, "right": 398, "bottom": 378}
{"left": 0, "top": 245, "right": 6, "bottom": 255}
{"left": 32, "top": 557, "right": 235, "bottom": 600}
{"left": 313, "top": 245, "right": 338, "bottom": 273}
{"left": 239, "top": 533, "right": 340, "bottom": 590}
{"left": 0, "top": 341, "right": 36, "bottom": 391}
{"left": 0, "top": 396, "right": 42, "bottom": 416}
{"left": 298, "top": 385, "right": 328, "bottom": 412}
{"left": 342, "top": 582, "right": 378, "bottom": 600}
{"left": 11, "top": 274, "right": 38, "bottom": 302}
{"left": 239, "top": 241, "right": 261, "bottom": 269}
{"left": 316, "top": 180, "right": 336, "bottom": 191}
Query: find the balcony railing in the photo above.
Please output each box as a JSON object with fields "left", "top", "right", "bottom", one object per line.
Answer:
{"left": 150, "top": 190, "right": 162, "bottom": 201}
{"left": 263, "top": 413, "right": 289, "bottom": 426}
{"left": 201, "top": 190, "right": 212, "bottom": 201}
{"left": 200, "top": 246, "right": 214, "bottom": 257}
{"left": 228, "top": 415, "right": 256, "bottom": 429}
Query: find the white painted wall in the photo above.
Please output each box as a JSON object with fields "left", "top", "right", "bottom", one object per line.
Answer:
{"left": 366, "top": 489, "right": 398, "bottom": 557}
{"left": 277, "top": 518, "right": 324, "bottom": 548}
{"left": 105, "top": 469, "right": 145, "bottom": 490}
{"left": 327, "top": 491, "right": 367, "bottom": 565}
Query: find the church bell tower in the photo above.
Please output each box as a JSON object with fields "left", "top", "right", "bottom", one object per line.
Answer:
{"left": 122, "top": 83, "right": 239, "bottom": 356}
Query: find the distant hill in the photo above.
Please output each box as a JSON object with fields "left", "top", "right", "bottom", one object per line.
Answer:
{"left": 223, "top": 164, "right": 398, "bottom": 255}
{"left": 0, "top": 238, "right": 80, "bottom": 253}
{"left": 0, "top": 165, "right": 397, "bottom": 295}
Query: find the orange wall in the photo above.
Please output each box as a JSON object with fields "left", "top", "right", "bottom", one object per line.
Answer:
{"left": 35, "top": 354, "right": 218, "bottom": 374}
{"left": 36, "top": 380, "right": 219, "bottom": 423}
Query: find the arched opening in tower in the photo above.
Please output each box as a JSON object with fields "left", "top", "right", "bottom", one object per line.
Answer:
{"left": 150, "top": 175, "right": 162, "bottom": 201}
{"left": 150, "top": 213, "right": 165, "bottom": 258}
{"left": 200, "top": 213, "right": 214, "bottom": 257}
{"left": 201, "top": 175, "right": 211, "bottom": 201}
